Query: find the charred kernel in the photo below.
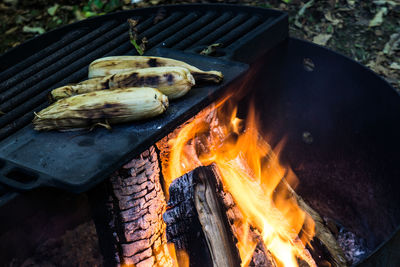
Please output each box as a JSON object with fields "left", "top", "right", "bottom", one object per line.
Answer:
{"left": 147, "top": 58, "right": 158, "bottom": 67}
{"left": 144, "top": 76, "right": 160, "bottom": 86}
{"left": 104, "top": 103, "right": 119, "bottom": 109}
{"left": 120, "top": 73, "right": 139, "bottom": 87}
{"left": 164, "top": 74, "right": 174, "bottom": 85}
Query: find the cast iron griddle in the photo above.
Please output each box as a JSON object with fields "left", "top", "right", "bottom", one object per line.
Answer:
{"left": 0, "top": 50, "right": 247, "bottom": 192}
{"left": 0, "top": 4, "right": 288, "bottom": 193}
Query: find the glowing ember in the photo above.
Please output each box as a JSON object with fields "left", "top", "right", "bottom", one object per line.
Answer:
{"left": 159, "top": 92, "right": 317, "bottom": 266}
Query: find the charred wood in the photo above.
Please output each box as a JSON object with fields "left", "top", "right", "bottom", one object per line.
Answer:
{"left": 89, "top": 182, "right": 121, "bottom": 266}
{"left": 164, "top": 164, "right": 247, "bottom": 267}
{"left": 91, "top": 146, "right": 172, "bottom": 267}
{"left": 163, "top": 171, "right": 216, "bottom": 267}
{"left": 293, "top": 185, "right": 348, "bottom": 267}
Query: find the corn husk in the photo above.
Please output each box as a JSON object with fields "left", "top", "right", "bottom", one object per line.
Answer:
{"left": 49, "top": 77, "right": 108, "bottom": 102}
{"left": 108, "top": 67, "right": 195, "bottom": 99}
{"left": 88, "top": 56, "right": 223, "bottom": 83}
{"left": 49, "top": 67, "right": 195, "bottom": 102}
{"left": 34, "top": 87, "right": 168, "bottom": 131}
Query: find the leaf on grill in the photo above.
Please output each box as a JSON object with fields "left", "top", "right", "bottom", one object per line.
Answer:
{"left": 128, "top": 18, "right": 146, "bottom": 55}
{"left": 200, "top": 43, "right": 222, "bottom": 56}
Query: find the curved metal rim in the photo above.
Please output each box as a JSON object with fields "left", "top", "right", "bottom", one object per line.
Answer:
{"left": 289, "top": 37, "right": 400, "bottom": 266}
{"left": 290, "top": 36, "right": 399, "bottom": 97}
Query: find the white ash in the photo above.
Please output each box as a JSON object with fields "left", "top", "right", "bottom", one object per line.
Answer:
{"left": 337, "top": 227, "right": 370, "bottom": 265}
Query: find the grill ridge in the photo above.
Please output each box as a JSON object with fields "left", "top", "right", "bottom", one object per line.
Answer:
{"left": 225, "top": 17, "right": 279, "bottom": 52}
{"left": 135, "top": 12, "right": 185, "bottom": 44}
{"left": 0, "top": 21, "right": 119, "bottom": 95}
{"left": 165, "top": 11, "right": 218, "bottom": 49}
{"left": 147, "top": 12, "right": 198, "bottom": 49}
{"left": 0, "top": 21, "right": 129, "bottom": 111}
{"left": 0, "top": 103, "right": 47, "bottom": 141}
{"left": 149, "top": 12, "right": 200, "bottom": 48}
{"left": 215, "top": 15, "right": 262, "bottom": 48}
{"left": 0, "top": 30, "right": 87, "bottom": 83}
{"left": 194, "top": 13, "right": 249, "bottom": 47}
{"left": 174, "top": 12, "right": 234, "bottom": 50}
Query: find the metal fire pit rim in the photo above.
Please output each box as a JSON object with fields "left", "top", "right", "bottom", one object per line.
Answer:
{"left": 289, "top": 37, "right": 399, "bottom": 97}
{"left": 356, "top": 224, "right": 400, "bottom": 266}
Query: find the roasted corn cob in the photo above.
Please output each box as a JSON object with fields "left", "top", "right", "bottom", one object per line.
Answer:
{"left": 88, "top": 56, "right": 223, "bottom": 83}
{"left": 109, "top": 67, "right": 195, "bottom": 99}
{"left": 33, "top": 87, "right": 168, "bottom": 131}
{"left": 49, "top": 67, "right": 195, "bottom": 102}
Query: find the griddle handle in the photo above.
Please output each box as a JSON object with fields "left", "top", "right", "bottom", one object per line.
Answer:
{"left": 0, "top": 162, "right": 45, "bottom": 191}
{"left": 0, "top": 175, "right": 43, "bottom": 191}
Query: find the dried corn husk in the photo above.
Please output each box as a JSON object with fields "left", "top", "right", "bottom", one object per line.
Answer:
{"left": 49, "top": 67, "right": 195, "bottom": 102}
{"left": 49, "top": 77, "right": 108, "bottom": 102}
{"left": 88, "top": 56, "right": 223, "bottom": 83}
{"left": 108, "top": 67, "right": 195, "bottom": 99}
{"left": 34, "top": 87, "right": 168, "bottom": 131}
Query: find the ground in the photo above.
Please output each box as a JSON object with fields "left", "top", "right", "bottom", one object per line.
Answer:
{"left": 0, "top": 0, "right": 399, "bottom": 90}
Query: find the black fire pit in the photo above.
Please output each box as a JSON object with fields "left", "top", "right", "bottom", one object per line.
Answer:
{"left": 0, "top": 4, "right": 399, "bottom": 267}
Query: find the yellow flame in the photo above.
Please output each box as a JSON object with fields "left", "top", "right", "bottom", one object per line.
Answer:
{"left": 159, "top": 95, "right": 316, "bottom": 267}
{"left": 167, "top": 243, "right": 189, "bottom": 267}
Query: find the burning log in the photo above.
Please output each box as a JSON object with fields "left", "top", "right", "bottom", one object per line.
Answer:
{"left": 164, "top": 164, "right": 347, "bottom": 267}
{"left": 91, "top": 146, "right": 173, "bottom": 267}
{"left": 164, "top": 164, "right": 276, "bottom": 267}
{"left": 164, "top": 164, "right": 241, "bottom": 267}
{"left": 293, "top": 187, "right": 347, "bottom": 267}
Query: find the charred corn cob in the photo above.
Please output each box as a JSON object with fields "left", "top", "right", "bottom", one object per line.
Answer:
{"left": 109, "top": 67, "right": 195, "bottom": 99}
{"left": 88, "top": 56, "right": 223, "bottom": 83}
{"left": 49, "top": 67, "right": 195, "bottom": 102}
{"left": 33, "top": 87, "right": 168, "bottom": 131}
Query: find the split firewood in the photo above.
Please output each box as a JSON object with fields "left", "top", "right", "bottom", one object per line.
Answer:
{"left": 163, "top": 164, "right": 241, "bottom": 267}
{"left": 291, "top": 184, "right": 347, "bottom": 267}
{"left": 217, "top": 180, "right": 277, "bottom": 267}
{"left": 164, "top": 164, "right": 347, "bottom": 267}
{"left": 94, "top": 146, "right": 173, "bottom": 267}
{"left": 164, "top": 164, "right": 275, "bottom": 267}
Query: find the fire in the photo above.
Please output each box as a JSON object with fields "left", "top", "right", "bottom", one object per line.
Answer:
{"left": 167, "top": 243, "right": 189, "bottom": 267}
{"left": 160, "top": 91, "right": 316, "bottom": 266}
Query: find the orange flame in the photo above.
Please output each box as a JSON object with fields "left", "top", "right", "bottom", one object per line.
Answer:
{"left": 159, "top": 92, "right": 316, "bottom": 266}
{"left": 167, "top": 243, "right": 189, "bottom": 267}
